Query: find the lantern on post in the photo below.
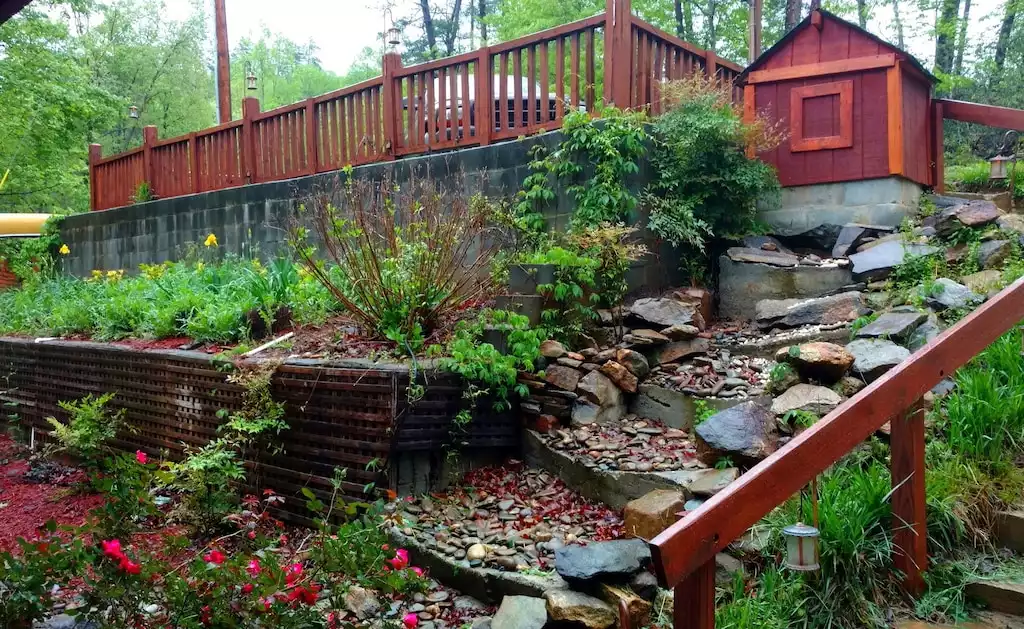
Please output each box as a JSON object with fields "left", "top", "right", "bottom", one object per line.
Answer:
{"left": 245, "top": 62, "right": 258, "bottom": 91}
{"left": 384, "top": 8, "right": 402, "bottom": 49}
{"left": 989, "top": 154, "right": 1014, "bottom": 181}
{"left": 782, "top": 522, "right": 821, "bottom": 571}
{"left": 990, "top": 130, "right": 1020, "bottom": 184}
{"left": 128, "top": 105, "right": 140, "bottom": 119}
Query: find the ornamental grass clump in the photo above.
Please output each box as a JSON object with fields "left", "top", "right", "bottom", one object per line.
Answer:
{"left": 291, "top": 175, "right": 497, "bottom": 350}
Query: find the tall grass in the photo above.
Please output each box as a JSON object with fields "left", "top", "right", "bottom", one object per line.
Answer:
{"left": 946, "top": 160, "right": 1024, "bottom": 199}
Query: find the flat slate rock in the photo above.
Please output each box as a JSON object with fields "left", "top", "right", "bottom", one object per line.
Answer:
{"left": 925, "top": 278, "right": 983, "bottom": 311}
{"left": 741, "top": 235, "right": 795, "bottom": 256}
{"left": 770, "top": 383, "right": 842, "bottom": 417}
{"left": 978, "top": 239, "right": 1013, "bottom": 269}
{"left": 629, "top": 298, "right": 699, "bottom": 328}
{"left": 854, "top": 311, "right": 928, "bottom": 343}
{"left": 695, "top": 401, "right": 777, "bottom": 465}
{"left": 726, "top": 247, "right": 800, "bottom": 267}
{"left": 848, "top": 240, "right": 940, "bottom": 280}
{"left": 755, "top": 291, "right": 864, "bottom": 329}
{"left": 831, "top": 225, "right": 868, "bottom": 258}
{"left": 846, "top": 338, "right": 910, "bottom": 382}
{"left": 908, "top": 314, "right": 942, "bottom": 351}
{"left": 492, "top": 596, "right": 548, "bottom": 629}
{"left": 554, "top": 539, "right": 652, "bottom": 587}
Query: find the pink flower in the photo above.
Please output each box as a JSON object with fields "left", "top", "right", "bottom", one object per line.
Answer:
{"left": 101, "top": 539, "right": 123, "bottom": 558}
{"left": 403, "top": 613, "right": 419, "bottom": 628}
{"left": 247, "top": 530, "right": 256, "bottom": 540}
{"left": 241, "top": 583, "right": 254, "bottom": 594}
{"left": 135, "top": 450, "right": 147, "bottom": 464}
{"left": 388, "top": 548, "right": 410, "bottom": 571}
{"left": 204, "top": 550, "right": 226, "bottom": 565}
{"left": 257, "top": 596, "right": 272, "bottom": 612}
{"left": 120, "top": 558, "right": 141, "bottom": 574}
{"left": 246, "top": 558, "right": 261, "bottom": 577}
{"left": 285, "top": 562, "right": 303, "bottom": 585}
{"left": 411, "top": 566, "right": 424, "bottom": 577}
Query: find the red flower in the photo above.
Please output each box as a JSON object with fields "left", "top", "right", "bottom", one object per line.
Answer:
{"left": 204, "top": 550, "right": 226, "bottom": 565}
{"left": 135, "top": 450, "right": 148, "bottom": 464}
{"left": 120, "top": 558, "right": 141, "bottom": 575}
{"left": 285, "top": 562, "right": 303, "bottom": 585}
{"left": 200, "top": 605, "right": 211, "bottom": 625}
{"left": 388, "top": 548, "right": 409, "bottom": 571}
{"left": 403, "top": 612, "right": 419, "bottom": 628}
{"left": 411, "top": 566, "right": 424, "bottom": 577}
{"left": 247, "top": 530, "right": 256, "bottom": 540}
{"left": 241, "top": 583, "right": 254, "bottom": 594}
{"left": 257, "top": 596, "right": 272, "bottom": 612}
{"left": 101, "top": 539, "right": 123, "bottom": 559}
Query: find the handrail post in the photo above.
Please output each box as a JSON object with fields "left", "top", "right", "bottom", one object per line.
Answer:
{"left": 242, "top": 97, "right": 260, "bottom": 184}
{"left": 933, "top": 100, "right": 945, "bottom": 193}
{"left": 88, "top": 143, "right": 102, "bottom": 211}
{"left": 189, "top": 132, "right": 201, "bottom": 193}
{"left": 891, "top": 398, "right": 927, "bottom": 596}
{"left": 476, "top": 46, "right": 493, "bottom": 145}
{"left": 142, "top": 125, "right": 157, "bottom": 198}
{"left": 705, "top": 49, "right": 718, "bottom": 82}
{"left": 382, "top": 51, "right": 403, "bottom": 158}
{"left": 674, "top": 558, "right": 716, "bottom": 629}
{"left": 605, "top": 0, "right": 633, "bottom": 108}
{"left": 305, "top": 97, "right": 318, "bottom": 175}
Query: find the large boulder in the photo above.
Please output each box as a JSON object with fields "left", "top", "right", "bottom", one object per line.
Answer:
{"left": 854, "top": 311, "right": 928, "bottom": 344}
{"left": 629, "top": 298, "right": 700, "bottom": 328}
{"left": 695, "top": 401, "right": 777, "bottom": 466}
{"left": 554, "top": 539, "right": 652, "bottom": 587}
{"left": 578, "top": 371, "right": 625, "bottom": 407}
{"left": 831, "top": 224, "right": 868, "bottom": 258}
{"left": 544, "top": 365, "right": 582, "bottom": 392}
{"left": 924, "top": 278, "right": 983, "bottom": 311}
{"left": 755, "top": 291, "right": 865, "bottom": 329}
{"left": 776, "top": 341, "right": 854, "bottom": 383}
{"left": 598, "top": 361, "right": 639, "bottom": 393}
{"left": 770, "top": 384, "right": 843, "bottom": 416}
{"left": 978, "top": 240, "right": 1014, "bottom": 270}
{"left": 492, "top": 596, "right": 548, "bottom": 629}
{"left": 846, "top": 339, "right": 910, "bottom": 382}
{"left": 848, "top": 240, "right": 940, "bottom": 280}
{"left": 929, "top": 199, "right": 1004, "bottom": 236}
{"left": 623, "top": 489, "right": 686, "bottom": 540}
{"left": 544, "top": 590, "right": 615, "bottom": 629}
{"left": 615, "top": 349, "right": 651, "bottom": 379}
{"left": 719, "top": 256, "right": 853, "bottom": 321}
{"left": 996, "top": 213, "right": 1024, "bottom": 235}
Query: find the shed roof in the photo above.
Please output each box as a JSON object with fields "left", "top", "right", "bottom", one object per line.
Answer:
{"left": 737, "top": 9, "right": 936, "bottom": 84}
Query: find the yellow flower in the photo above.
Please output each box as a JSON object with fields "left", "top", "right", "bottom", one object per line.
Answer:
{"left": 90, "top": 270, "right": 103, "bottom": 281}
{"left": 106, "top": 270, "right": 124, "bottom": 282}
{"left": 196, "top": 261, "right": 205, "bottom": 272}
{"left": 58, "top": 244, "right": 70, "bottom": 256}
{"left": 204, "top": 233, "right": 218, "bottom": 248}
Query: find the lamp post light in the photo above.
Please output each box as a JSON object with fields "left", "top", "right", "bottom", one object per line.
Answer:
{"left": 989, "top": 154, "right": 1013, "bottom": 181}
{"left": 384, "top": 8, "right": 402, "bottom": 49}
{"left": 129, "top": 105, "right": 140, "bottom": 119}
{"left": 245, "top": 62, "right": 258, "bottom": 91}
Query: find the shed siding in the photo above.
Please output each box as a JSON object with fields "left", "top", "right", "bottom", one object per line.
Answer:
{"left": 756, "top": 70, "right": 889, "bottom": 187}
{"left": 901, "top": 71, "right": 932, "bottom": 186}
{"left": 759, "top": 19, "right": 884, "bottom": 70}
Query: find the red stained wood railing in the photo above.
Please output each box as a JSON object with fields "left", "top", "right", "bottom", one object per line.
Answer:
{"left": 651, "top": 277, "right": 1024, "bottom": 629}
{"left": 88, "top": 0, "right": 733, "bottom": 211}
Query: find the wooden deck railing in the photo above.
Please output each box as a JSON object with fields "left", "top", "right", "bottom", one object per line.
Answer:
{"left": 87, "top": 0, "right": 742, "bottom": 211}
{"left": 650, "top": 277, "right": 1024, "bottom": 629}
{"left": 932, "top": 98, "right": 1024, "bottom": 194}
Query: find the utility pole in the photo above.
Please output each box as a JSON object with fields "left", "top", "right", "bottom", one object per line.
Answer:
{"left": 214, "top": 0, "right": 232, "bottom": 123}
{"left": 749, "top": 0, "right": 763, "bottom": 62}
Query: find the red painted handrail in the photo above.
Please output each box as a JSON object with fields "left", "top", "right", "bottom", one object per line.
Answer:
{"left": 651, "top": 277, "right": 1024, "bottom": 628}
{"left": 87, "top": 0, "right": 736, "bottom": 211}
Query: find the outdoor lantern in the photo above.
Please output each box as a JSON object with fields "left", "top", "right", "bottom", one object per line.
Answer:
{"left": 245, "top": 62, "right": 258, "bottom": 91}
{"left": 782, "top": 522, "right": 821, "bottom": 572}
{"left": 989, "top": 153, "right": 1014, "bottom": 180}
{"left": 128, "top": 105, "right": 139, "bottom": 119}
{"left": 384, "top": 9, "right": 402, "bottom": 48}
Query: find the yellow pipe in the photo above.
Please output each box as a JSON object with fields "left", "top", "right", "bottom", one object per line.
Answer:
{"left": 0, "top": 214, "right": 51, "bottom": 237}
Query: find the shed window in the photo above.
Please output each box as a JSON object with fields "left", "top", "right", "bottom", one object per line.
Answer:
{"left": 790, "top": 80, "right": 853, "bottom": 152}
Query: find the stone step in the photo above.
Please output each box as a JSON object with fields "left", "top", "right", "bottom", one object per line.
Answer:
{"left": 994, "top": 511, "right": 1024, "bottom": 553}
{"left": 967, "top": 581, "right": 1024, "bottom": 617}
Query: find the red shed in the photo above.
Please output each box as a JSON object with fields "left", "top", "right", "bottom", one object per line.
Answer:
{"left": 738, "top": 10, "right": 937, "bottom": 189}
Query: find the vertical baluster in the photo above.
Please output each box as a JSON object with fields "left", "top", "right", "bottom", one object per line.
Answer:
{"left": 570, "top": 33, "right": 580, "bottom": 113}
{"left": 437, "top": 68, "right": 447, "bottom": 144}
{"left": 674, "top": 559, "right": 716, "bottom": 629}
{"left": 891, "top": 399, "right": 927, "bottom": 596}
{"left": 499, "top": 52, "right": 509, "bottom": 134}
{"left": 555, "top": 38, "right": 565, "bottom": 122}
{"left": 512, "top": 48, "right": 523, "bottom": 130}
{"left": 460, "top": 62, "right": 471, "bottom": 140}
{"left": 539, "top": 41, "right": 550, "bottom": 124}
{"left": 585, "top": 29, "right": 596, "bottom": 112}
{"left": 449, "top": 64, "right": 458, "bottom": 140}
{"left": 527, "top": 46, "right": 537, "bottom": 129}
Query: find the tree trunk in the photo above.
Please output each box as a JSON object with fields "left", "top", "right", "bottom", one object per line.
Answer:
{"left": 785, "top": 0, "right": 802, "bottom": 31}
{"left": 954, "top": 0, "right": 971, "bottom": 74}
{"left": 444, "top": 0, "right": 463, "bottom": 56}
{"left": 420, "top": 0, "right": 438, "bottom": 58}
{"left": 684, "top": 0, "right": 694, "bottom": 39}
{"left": 705, "top": 0, "right": 718, "bottom": 50}
{"left": 995, "top": 0, "right": 1016, "bottom": 72}
{"left": 478, "top": 0, "right": 488, "bottom": 45}
{"left": 856, "top": 0, "right": 868, "bottom": 28}
{"left": 675, "top": 0, "right": 685, "bottom": 37}
{"left": 892, "top": 0, "right": 906, "bottom": 49}
{"left": 934, "top": 0, "right": 961, "bottom": 73}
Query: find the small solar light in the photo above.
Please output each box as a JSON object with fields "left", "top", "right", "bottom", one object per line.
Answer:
{"left": 129, "top": 105, "right": 139, "bottom": 119}
{"left": 782, "top": 522, "right": 821, "bottom": 572}
{"left": 245, "top": 62, "right": 258, "bottom": 91}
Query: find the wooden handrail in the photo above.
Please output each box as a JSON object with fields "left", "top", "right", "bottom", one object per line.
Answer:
{"left": 651, "top": 278, "right": 1024, "bottom": 599}
{"left": 487, "top": 13, "right": 607, "bottom": 55}
{"left": 937, "top": 98, "right": 1024, "bottom": 131}
{"left": 629, "top": 15, "right": 744, "bottom": 73}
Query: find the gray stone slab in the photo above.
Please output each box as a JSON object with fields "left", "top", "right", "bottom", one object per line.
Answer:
{"left": 848, "top": 240, "right": 940, "bottom": 280}
{"left": 854, "top": 311, "right": 928, "bottom": 343}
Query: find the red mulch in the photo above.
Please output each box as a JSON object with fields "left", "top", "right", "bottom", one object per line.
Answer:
{"left": 0, "top": 435, "right": 105, "bottom": 554}
{"left": 110, "top": 336, "right": 194, "bottom": 351}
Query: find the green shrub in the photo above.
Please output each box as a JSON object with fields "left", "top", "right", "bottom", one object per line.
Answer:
{"left": 46, "top": 392, "right": 124, "bottom": 465}
{"left": 643, "top": 76, "right": 780, "bottom": 283}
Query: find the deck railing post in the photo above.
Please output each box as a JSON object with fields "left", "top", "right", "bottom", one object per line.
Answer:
{"left": 705, "top": 49, "right": 718, "bottom": 82}
{"left": 891, "top": 398, "right": 928, "bottom": 596}
{"left": 88, "top": 144, "right": 102, "bottom": 211}
{"left": 605, "top": 0, "right": 633, "bottom": 107}
{"left": 382, "top": 51, "right": 403, "bottom": 158}
{"left": 141, "top": 125, "right": 158, "bottom": 198}
{"left": 241, "top": 97, "right": 260, "bottom": 184}
{"left": 674, "top": 558, "right": 716, "bottom": 629}
{"left": 476, "top": 46, "right": 493, "bottom": 145}
{"left": 933, "top": 100, "right": 945, "bottom": 193}
{"left": 188, "top": 132, "right": 201, "bottom": 193}
{"left": 304, "top": 97, "right": 318, "bottom": 174}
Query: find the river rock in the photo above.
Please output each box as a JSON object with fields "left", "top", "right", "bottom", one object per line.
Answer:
{"left": 344, "top": 585, "right": 382, "bottom": 620}
{"left": 978, "top": 239, "right": 1013, "bottom": 269}
{"left": 776, "top": 341, "right": 854, "bottom": 383}
{"left": 615, "top": 348, "right": 650, "bottom": 379}
{"left": 598, "top": 361, "right": 639, "bottom": 393}
{"left": 848, "top": 240, "right": 940, "bottom": 280}
{"left": 831, "top": 225, "right": 868, "bottom": 258}
{"left": 755, "top": 291, "right": 864, "bottom": 329}
{"left": 554, "top": 539, "right": 652, "bottom": 587}
{"left": 961, "top": 269, "right": 1003, "bottom": 294}
{"left": 623, "top": 489, "right": 686, "bottom": 540}
{"left": 846, "top": 339, "right": 910, "bottom": 382}
{"left": 544, "top": 590, "right": 615, "bottom": 629}
{"left": 725, "top": 246, "right": 800, "bottom": 267}
{"left": 996, "top": 213, "right": 1024, "bottom": 234}
{"left": 694, "top": 401, "right": 777, "bottom": 466}
{"left": 629, "top": 298, "right": 700, "bottom": 328}
{"left": 540, "top": 339, "right": 567, "bottom": 359}
{"left": 544, "top": 365, "right": 582, "bottom": 392}
{"left": 925, "top": 278, "right": 983, "bottom": 311}
{"left": 661, "top": 324, "right": 700, "bottom": 340}
{"left": 951, "top": 200, "right": 1003, "bottom": 228}
{"left": 854, "top": 311, "right": 928, "bottom": 344}
{"left": 770, "top": 384, "right": 843, "bottom": 416}
{"left": 492, "top": 596, "right": 548, "bottom": 629}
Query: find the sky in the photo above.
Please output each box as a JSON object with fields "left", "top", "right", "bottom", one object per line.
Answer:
{"left": 156, "top": 0, "right": 1007, "bottom": 75}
